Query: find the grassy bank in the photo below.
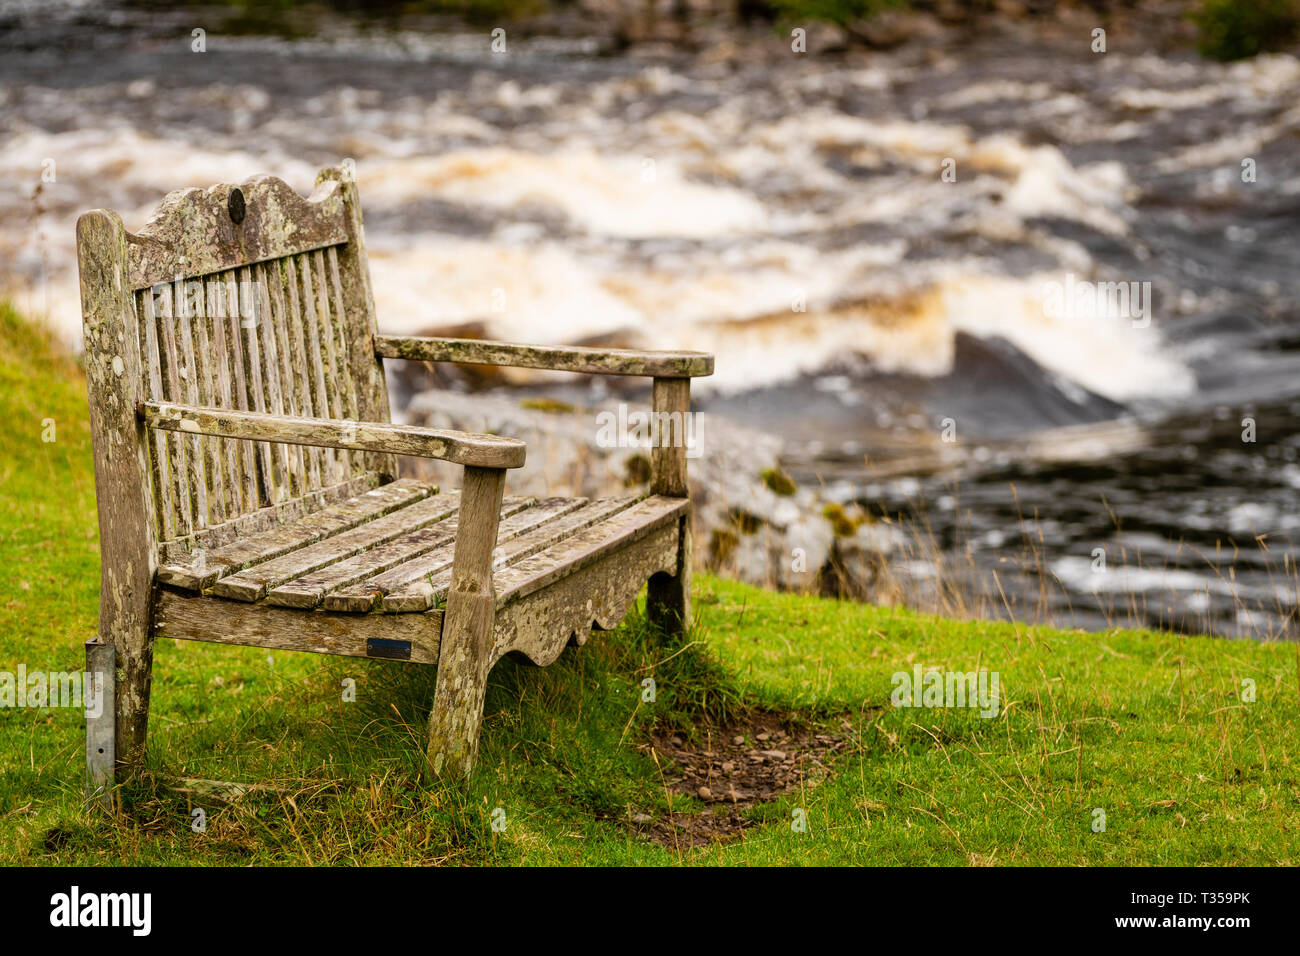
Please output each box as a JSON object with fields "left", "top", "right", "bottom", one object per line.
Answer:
{"left": 128, "top": 0, "right": 1300, "bottom": 62}
{"left": 1, "top": 305, "right": 1297, "bottom": 865}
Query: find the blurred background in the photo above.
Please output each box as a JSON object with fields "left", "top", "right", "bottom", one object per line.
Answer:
{"left": 3, "top": 0, "right": 1299, "bottom": 638}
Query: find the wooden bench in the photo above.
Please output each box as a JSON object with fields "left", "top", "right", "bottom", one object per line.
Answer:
{"left": 76, "top": 166, "right": 712, "bottom": 800}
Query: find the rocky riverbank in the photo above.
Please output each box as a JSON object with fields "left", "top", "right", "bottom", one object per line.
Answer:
{"left": 80, "top": 0, "right": 1207, "bottom": 61}
{"left": 393, "top": 376, "right": 906, "bottom": 602}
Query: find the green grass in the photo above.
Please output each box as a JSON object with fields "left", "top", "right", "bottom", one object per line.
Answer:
{"left": 1, "top": 303, "right": 1297, "bottom": 865}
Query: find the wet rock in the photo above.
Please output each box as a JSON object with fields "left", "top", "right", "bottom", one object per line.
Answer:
{"left": 402, "top": 386, "right": 901, "bottom": 598}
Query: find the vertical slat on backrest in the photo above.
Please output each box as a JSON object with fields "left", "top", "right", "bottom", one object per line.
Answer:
{"left": 314, "top": 248, "right": 365, "bottom": 490}
{"left": 317, "top": 168, "right": 397, "bottom": 482}
{"left": 304, "top": 251, "right": 352, "bottom": 485}
{"left": 244, "top": 264, "right": 292, "bottom": 505}
{"left": 274, "top": 256, "right": 319, "bottom": 489}
{"left": 124, "top": 170, "right": 391, "bottom": 549}
{"left": 325, "top": 245, "right": 361, "bottom": 437}
{"left": 206, "top": 276, "right": 244, "bottom": 520}
{"left": 136, "top": 288, "right": 177, "bottom": 539}
{"left": 220, "top": 275, "right": 262, "bottom": 512}
{"left": 294, "top": 253, "right": 343, "bottom": 486}
{"left": 256, "top": 262, "right": 305, "bottom": 499}
{"left": 173, "top": 287, "right": 211, "bottom": 530}
{"left": 263, "top": 259, "right": 309, "bottom": 494}
{"left": 152, "top": 283, "right": 196, "bottom": 537}
{"left": 189, "top": 281, "right": 226, "bottom": 527}
{"left": 235, "top": 269, "right": 279, "bottom": 507}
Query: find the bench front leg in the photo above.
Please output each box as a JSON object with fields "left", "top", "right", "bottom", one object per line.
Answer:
{"left": 646, "top": 376, "right": 692, "bottom": 638}
{"left": 427, "top": 464, "right": 507, "bottom": 780}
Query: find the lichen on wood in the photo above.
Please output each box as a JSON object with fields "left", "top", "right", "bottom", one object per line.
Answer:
{"left": 376, "top": 334, "right": 714, "bottom": 379}
{"left": 80, "top": 165, "right": 713, "bottom": 788}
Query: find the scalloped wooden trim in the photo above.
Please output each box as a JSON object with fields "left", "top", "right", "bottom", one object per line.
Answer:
{"left": 126, "top": 174, "right": 349, "bottom": 290}
{"left": 489, "top": 521, "right": 679, "bottom": 668}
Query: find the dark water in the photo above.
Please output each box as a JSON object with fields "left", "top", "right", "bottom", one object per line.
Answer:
{"left": 3, "top": 1, "right": 1299, "bottom": 638}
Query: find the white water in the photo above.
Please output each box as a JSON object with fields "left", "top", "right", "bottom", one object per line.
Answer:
{"left": 3, "top": 19, "right": 1296, "bottom": 405}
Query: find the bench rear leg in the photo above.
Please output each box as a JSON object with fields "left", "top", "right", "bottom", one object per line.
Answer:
{"left": 647, "top": 515, "right": 692, "bottom": 638}
{"left": 113, "top": 610, "right": 156, "bottom": 776}
{"left": 85, "top": 640, "right": 115, "bottom": 808}
{"left": 646, "top": 376, "right": 692, "bottom": 639}
{"left": 82, "top": 564, "right": 155, "bottom": 804}
{"left": 78, "top": 208, "right": 159, "bottom": 801}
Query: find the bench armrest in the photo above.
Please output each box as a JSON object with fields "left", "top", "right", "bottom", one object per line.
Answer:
{"left": 374, "top": 334, "right": 714, "bottom": 379}
{"left": 140, "top": 401, "right": 526, "bottom": 469}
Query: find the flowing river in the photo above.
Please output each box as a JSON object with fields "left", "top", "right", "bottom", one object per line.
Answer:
{"left": 3, "top": 0, "right": 1299, "bottom": 638}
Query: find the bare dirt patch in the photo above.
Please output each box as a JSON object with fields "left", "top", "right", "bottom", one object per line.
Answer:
{"left": 631, "top": 709, "right": 866, "bottom": 848}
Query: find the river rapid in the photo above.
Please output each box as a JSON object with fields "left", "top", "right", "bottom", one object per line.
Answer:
{"left": 3, "top": 0, "right": 1298, "bottom": 638}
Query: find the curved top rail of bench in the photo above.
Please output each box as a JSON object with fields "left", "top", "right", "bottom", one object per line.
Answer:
{"left": 110, "top": 172, "right": 351, "bottom": 291}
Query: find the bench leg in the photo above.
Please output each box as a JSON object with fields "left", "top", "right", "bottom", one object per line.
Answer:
{"left": 426, "top": 465, "right": 506, "bottom": 780}
{"left": 112, "top": 604, "right": 156, "bottom": 781}
{"left": 427, "top": 592, "right": 495, "bottom": 779}
{"left": 647, "top": 377, "right": 692, "bottom": 639}
{"left": 84, "top": 605, "right": 153, "bottom": 803}
{"left": 78, "top": 208, "right": 158, "bottom": 797}
{"left": 85, "top": 640, "right": 116, "bottom": 808}
{"left": 648, "top": 513, "right": 692, "bottom": 638}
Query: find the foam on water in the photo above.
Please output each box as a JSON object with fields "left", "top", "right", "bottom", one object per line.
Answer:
{"left": 3, "top": 17, "right": 1297, "bottom": 420}
{"left": 357, "top": 148, "right": 769, "bottom": 238}
{"left": 0, "top": 116, "right": 1195, "bottom": 402}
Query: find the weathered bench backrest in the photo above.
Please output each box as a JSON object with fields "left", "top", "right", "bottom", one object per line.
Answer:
{"left": 78, "top": 167, "right": 394, "bottom": 560}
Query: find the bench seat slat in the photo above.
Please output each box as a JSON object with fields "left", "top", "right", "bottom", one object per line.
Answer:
{"left": 320, "top": 496, "right": 590, "bottom": 613}
{"left": 209, "top": 489, "right": 464, "bottom": 602}
{"left": 264, "top": 495, "right": 544, "bottom": 610}
{"left": 380, "top": 495, "right": 643, "bottom": 613}
{"left": 159, "top": 493, "right": 680, "bottom": 617}
{"left": 492, "top": 496, "right": 688, "bottom": 607}
{"left": 156, "top": 477, "right": 435, "bottom": 591}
